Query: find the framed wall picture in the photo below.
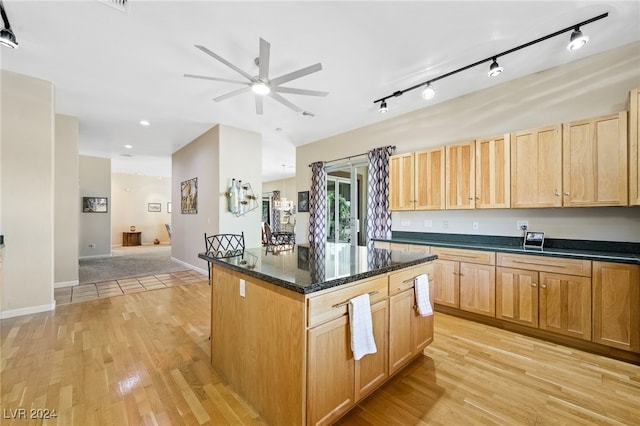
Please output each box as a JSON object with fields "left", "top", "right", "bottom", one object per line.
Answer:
{"left": 148, "top": 203, "right": 161, "bottom": 212}
{"left": 82, "top": 197, "right": 108, "bottom": 213}
{"left": 298, "top": 191, "right": 310, "bottom": 213}
{"left": 181, "top": 177, "right": 198, "bottom": 214}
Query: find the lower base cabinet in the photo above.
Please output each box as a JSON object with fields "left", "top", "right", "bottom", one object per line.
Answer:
{"left": 459, "top": 262, "right": 496, "bottom": 317}
{"left": 539, "top": 272, "right": 591, "bottom": 340}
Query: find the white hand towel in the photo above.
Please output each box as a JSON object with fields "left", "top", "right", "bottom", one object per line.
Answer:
{"left": 348, "top": 294, "right": 377, "bottom": 361}
{"left": 414, "top": 274, "right": 433, "bottom": 317}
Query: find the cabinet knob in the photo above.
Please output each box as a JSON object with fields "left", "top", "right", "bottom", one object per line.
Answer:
{"left": 564, "top": 192, "right": 570, "bottom": 196}
{"left": 531, "top": 283, "right": 537, "bottom": 287}
{"left": 540, "top": 284, "right": 546, "bottom": 289}
{"left": 475, "top": 197, "right": 480, "bottom": 200}
{"left": 555, "top": 190, "right": 560, "bottom": 196}
{"left": 469, "top": 197, "right": 473, "bottom": 201}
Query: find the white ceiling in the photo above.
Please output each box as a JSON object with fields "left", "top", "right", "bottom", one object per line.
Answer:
{"left": 1, "top": 1, "right": 638, "bottom": 181}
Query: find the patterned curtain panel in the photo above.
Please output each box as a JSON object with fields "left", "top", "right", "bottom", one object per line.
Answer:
{"left": 366, "top": 146, "right": 394, "bottom": 242}
{"left": 272, "top": 190, "right": 281, "bottom": 232}
{"left": 308, "top": 161, "right": 327, "bottom": 248}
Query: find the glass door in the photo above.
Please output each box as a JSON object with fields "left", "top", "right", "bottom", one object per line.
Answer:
{"left": 326, "top": 161, "right": 368, "bottom": 246}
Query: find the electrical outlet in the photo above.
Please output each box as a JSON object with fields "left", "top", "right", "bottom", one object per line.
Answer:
{"left": 88, "top": 244, "right": 96, "bottom": 248}
{"left": 239, "top": 279, "right": 246, "bottom": 298}
{"left": 424, "top": 220, "right": 432, "bottom": 228}
{"left": 472, "top": 221, "right": 479, "bottom": 230}
{"left": 516, "top": 220, "right": 529, "bottom": 231}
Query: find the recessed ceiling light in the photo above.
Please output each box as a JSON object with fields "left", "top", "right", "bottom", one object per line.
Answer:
{"left": 124, "top": 144, "right": 133, "bottom": 149}
{"left": 140, "top": 120, "right": 150, "bottom": 126}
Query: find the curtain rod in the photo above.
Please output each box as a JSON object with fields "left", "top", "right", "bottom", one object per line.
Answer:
{"left": 308, "top": 146, "right": 396, "bottom": 167}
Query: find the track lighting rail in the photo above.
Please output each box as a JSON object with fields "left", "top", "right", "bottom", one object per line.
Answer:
{"left": 373, "top": 12, "right": 608, "bottom": 107}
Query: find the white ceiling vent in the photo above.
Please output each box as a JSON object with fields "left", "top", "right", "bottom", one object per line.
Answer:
{"left": 97, "top": 0, "right": 129, "bottom": 14}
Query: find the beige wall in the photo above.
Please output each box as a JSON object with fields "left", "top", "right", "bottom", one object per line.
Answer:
{"left": 79, "top": 156, "right": 112, "bottom": 257}
{"left": 111, "top": 173, "right": 171, "bottom": 245}
{"left": 297, "top": 41, "right": 640, "bottom": 244}
{"left": 54, "top": 114, "right": 79, "bottom": 287}
{"left": 172, "top": 125, "right": 262, "bottom": 272}
{"left": 1, "top": 70, "right": 56, "bottom": 318}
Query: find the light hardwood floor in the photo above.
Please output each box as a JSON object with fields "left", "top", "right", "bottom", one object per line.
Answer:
{"left": 2, "top": 281, "right": 639, "bottom": 425}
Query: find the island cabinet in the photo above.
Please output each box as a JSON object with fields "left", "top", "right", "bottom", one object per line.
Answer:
{"left": 496, "top": 253, "right": 592, "bottom": 340}
{"left": 562, "top": 112, "right": 628, "bottom": 207}
{"left": 431, "top": 247, "right": 495, "bottom": 317}
{"left": 510, "top": 125, "right": 563, "bottom": 208}
{"left": 629, "top": 87, "right": 640, "bottom": 206}
{"left": 445, "top": 140, "right": 475, "bottom": 209}
{"left": 592, "top": 262, "right": 640, "bottom": 353}
{"left": 475, "top": 133, "right": 511, "bottom": 209}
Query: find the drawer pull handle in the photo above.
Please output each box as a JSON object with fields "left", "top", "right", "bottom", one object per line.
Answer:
{"left": 513, "top": 259, "right": 568, "bottom": 268}
{"left": 333, "top": 290, "right": 379, "bottom": 308}
{"left": 399, "top": 274, "right": 433, "bottom": 290}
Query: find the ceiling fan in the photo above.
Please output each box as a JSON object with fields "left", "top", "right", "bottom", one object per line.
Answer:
{"left": 185, "top": 38, "right": 328, "bottom": 115}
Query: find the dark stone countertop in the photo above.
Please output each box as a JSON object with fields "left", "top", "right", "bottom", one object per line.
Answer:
{"left": 198, "top": 243, "right": 436, "bottom": 295}
{"left": 374, "top": 232, "right": 640, "bottom": 265}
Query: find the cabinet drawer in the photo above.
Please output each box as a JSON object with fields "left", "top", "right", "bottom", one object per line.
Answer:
{"left": 388, "top": 263, "right": 434, "bottom": 296}
{"left": 307, "top": 276, "right": 388, "bottom": 328}
{"left": 430, "top": 247, "right": 495, "bottom": 265}
{"left": 497, "top": 253, "right": 591, "bottom": 277}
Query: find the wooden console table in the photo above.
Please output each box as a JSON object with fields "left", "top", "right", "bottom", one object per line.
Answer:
{"left": 122, "top": 231, "right": 141, "bottom": 246}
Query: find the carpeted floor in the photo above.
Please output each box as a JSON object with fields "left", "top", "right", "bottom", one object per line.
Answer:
{"left": 78, "top": 245, "right": 190, "bottom": 284}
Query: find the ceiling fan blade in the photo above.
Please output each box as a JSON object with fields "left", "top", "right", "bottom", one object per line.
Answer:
{"left": 270, "top": 63, "right": 323, "bottom": 86}
{"left": 213, "top": 86, "right": 252, "bottom": 102}
{"left": 268, "top": 92, "right": 304, "bottom": 114}
{"left": 194, "top": 44, "right": 255, "bottom": 82}
{"left": 184, "top": 74, "right": 248, "bottom": 85}
{"left": 258, "top": 38, "right": 270, "bottom": 81}
{"left": 273, "top": 87, "right": 329, "bottom": 97}
{"left": 255, "top": 95, "right": 264, "bottom": 115}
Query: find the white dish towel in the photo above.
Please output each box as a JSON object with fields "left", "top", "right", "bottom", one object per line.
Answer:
{"left": 414, "top": 274, "right": 433, "bottom": 317}
{"left": 348, "top": 293, "right": 377, "bottom": 361}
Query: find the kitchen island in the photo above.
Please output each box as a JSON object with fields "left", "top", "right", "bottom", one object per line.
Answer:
{"left": 199, "top": 243, "right": 436, "bottom": 425}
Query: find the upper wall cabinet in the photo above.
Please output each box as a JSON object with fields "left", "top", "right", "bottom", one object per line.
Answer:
{"left": 389, "top": 152, "right": 415, "bottom": 210}
{"left": 475, "top": 134, "right": 511, "bottom": 209}
{"left": 445, "top": 141, "right": 475, "bottom": 210}
{"left": 511, "top": 125, "right": 563, "bottom": 208}
{"left": 415, "top": 147, "right": 445, "bottom": 210}
{"left": 562, "top": 112, "right": 628, "bottom": 207}
{"left": 629, "top": 88, "right": 640, "bottom": 206}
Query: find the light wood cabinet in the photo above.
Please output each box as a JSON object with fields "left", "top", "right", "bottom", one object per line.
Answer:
{"left": 445, "top": 140, "right": 475, "bottom": 209}
{"left": 389, "top": 152, "right": 414, "bottom": 210}
{"left": 562, "top": 112, "right": 628, "bottom": 207}
{"left": 629, "top": 88, "right": 640, "bottom": 206}
{"left": 431, "top": 247, "right": 495, "bottom": 317}
{"left": 592, "top": 262, "right": 640, "bottom": 353}
{"left": 496, "top": 267, "right": 539, "bottom": 328}
{"left": 475, "top": 134, "right": 510, "bottom": 208}
{"left": 539, "top": 272, "right": 591, "bottom": 340}
{"left": 415, "top": 147, "right": 446, "bottom": 210}
{"left": 355, "top": 300, "right": 388, "bottom": 402}
{"left": 511, "top": 125, "right": 563, "bottom": 208}
{"left": 388, "top": 263, "right": 434, "bottom": 374}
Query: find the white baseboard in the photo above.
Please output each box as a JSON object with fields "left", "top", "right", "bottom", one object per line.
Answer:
{"left": 1, "top": 301, "right": 56, "bottom": 319}
{"left": 54, "top": 280, "right": 79, "bottom": 288}
{"left": 171, "top": 257, "right": 207, "bottom": 275}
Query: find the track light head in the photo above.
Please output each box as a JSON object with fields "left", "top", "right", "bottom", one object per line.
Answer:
{"left": 378, "top": 100, "right": 388, "bottom": 114}
{"left": 0, "top": 27, "right": 17, "bottom": 48}
{"left": 421, "top": 83, "right": 435, "bottom": 100}
{"left": 567, "top": 27, "right": 589, "bottom": 51}
{"left": 488, "top": 58, "right": 503, "bottom": 77}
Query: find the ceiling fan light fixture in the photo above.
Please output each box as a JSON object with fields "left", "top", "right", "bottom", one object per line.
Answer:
{"left": 567, "top": 27, "right": 589, "bottom": 51}
{"left": 251, "top": 81, "right": 271, "bottom": 95}
{"left": 378, "top": 100, "right": 388, "bottom": 114}
{"left": 488, "top": 58, "right": 503, "bottom": 78}
{"left": 421, "top": 83, "right": 435, "bottom": 100}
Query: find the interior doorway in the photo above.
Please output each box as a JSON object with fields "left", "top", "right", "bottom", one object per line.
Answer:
{"left": 326, "top": 162, "right": 368, "bottom": 246}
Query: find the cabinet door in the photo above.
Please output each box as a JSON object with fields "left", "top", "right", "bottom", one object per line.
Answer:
{"left": 388, "top": 288, "right": 415, "bottom": 374}
{"left": 432, "top": 259, "right": 459, "bottom": 308}
{"left": 459, "top": 262, "right": 496, "bottom": 317}
{"left": 355, "top": 300, "right": 388, "bottom": 402}
{"left": 628, "top": 88, "right": 639, "bottom": 206}
{"left": 592, "top": 262, "right": 640, "bottom": 352}
{"left": 562, "top": 112, "right": 628, "bottom": 206}
{"left": 307, "top": 316, "right": 354, "bottom": 426}
{"left": 445, "top": 141, "right": 475, "bottom": 209}
{"left": 539, "top": 273, "right": 591, "bottom": 341}
{"left": 415, "top": 147, "right": 445, "bottom": 210}
{"left": 511, "top": 125, "right": 562, "bottom": 208}
{"left": 389, "top": 152, "right": 415, "bottom": 210}
{"left": 496, "top": 267, "right": 538, "bottom": 328}
{"left": 475, "top": 134, "right": 511, "bottom": 208}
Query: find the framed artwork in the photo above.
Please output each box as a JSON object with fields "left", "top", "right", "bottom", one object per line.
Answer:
{"left": 167, "top": 202, "right": 172, "bottom": 213}
{"left": 148, "top": 203, "right": 161, "bottom": 212}
{"left": 82, "top": 197, "right": 108, "bottom": 213}
{"left": 298, "top": 191, "right": 310, "bottom": 213}
{"left": 181, "top": 177, "right": 198, "bottom": 214}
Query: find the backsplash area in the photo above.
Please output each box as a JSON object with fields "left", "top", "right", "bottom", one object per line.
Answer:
{"left": 392, "top": 206, "right": 640, "bottom": 243}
